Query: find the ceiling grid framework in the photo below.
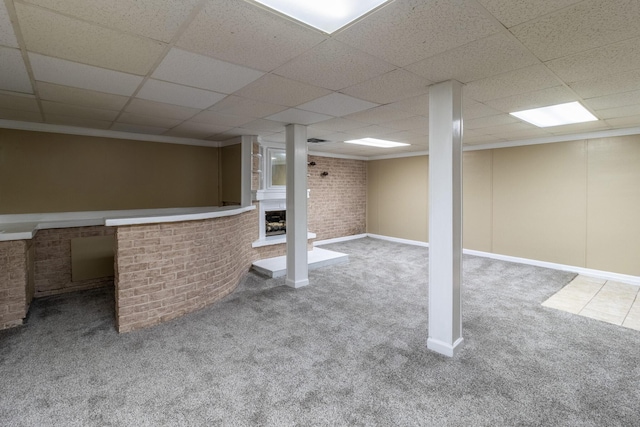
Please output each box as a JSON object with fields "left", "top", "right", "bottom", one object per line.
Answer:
{"left": 0, "top": 0, "right": 640, "bottom": 156}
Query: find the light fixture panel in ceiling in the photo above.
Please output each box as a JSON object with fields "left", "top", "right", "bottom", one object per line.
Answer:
{"left": 510, "top": 101, "right": 598, "bottom": 128}
{"left": 345, "top": 138, "right": 409, "bottom": 148}
{"left": 252, "top": 0, "right": 392, "bottom": 34}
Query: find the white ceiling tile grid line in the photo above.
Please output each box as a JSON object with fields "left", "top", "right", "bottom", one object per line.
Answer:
{"left": 0, "top": 0, "right": 640, "bottom": 155}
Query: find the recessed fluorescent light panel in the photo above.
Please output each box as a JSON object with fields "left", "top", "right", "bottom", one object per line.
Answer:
{"left": 253, "top": 0, "right": 392, "bottom": 34}
{"left": 345, "top": 138, "right": 409, "bottom": 148}
{"left": 510, "top": 101, "right": 598, "bottom": 128}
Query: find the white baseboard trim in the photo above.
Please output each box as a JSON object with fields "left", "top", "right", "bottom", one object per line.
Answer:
{"left": 313, "top": 234, "right": 368, "bottom": 246}
{"left": 463, "top": 249, "right": 640, "bottom": 287}
{"left": 367, "top": 233, "right": 429, "bottom": 247}
{"left": 364, "top": 233, "right": 640, "bottom": 286}
{"left": 427, "top": 337, "right": 464, "bottom": 357}
{"left": 285, "top": 278, "right": 309, "bottom": 288}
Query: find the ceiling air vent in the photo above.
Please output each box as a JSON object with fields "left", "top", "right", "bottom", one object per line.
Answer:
{"left": 307, "top": 138, "right": 328, "bottom": 143}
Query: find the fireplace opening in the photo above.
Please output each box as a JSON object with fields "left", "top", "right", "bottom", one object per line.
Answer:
{"left": 265, "top": 210, "right": 286, "bottom": 237}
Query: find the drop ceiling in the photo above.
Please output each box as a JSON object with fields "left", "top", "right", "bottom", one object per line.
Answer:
{"left": 1, "top": 0, "right": 640, "bottom": 157}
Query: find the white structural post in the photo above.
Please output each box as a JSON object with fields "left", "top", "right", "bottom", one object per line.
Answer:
{"left": 240, "top": 135, "right": 253, "bottom": 207}
{"left": 285, "top": 124, "right": 309, "bottom": 288}
{"left": 427, "top": 80, "right": 464, "bottom": 357}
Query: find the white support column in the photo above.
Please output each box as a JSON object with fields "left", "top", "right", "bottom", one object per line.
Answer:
{"left": 285, "top": 124, "right": 309, "bottom": 288}
{"left": 427, "top": 80, "right": 464, "bottom": 357}
{"left": 240, "top": 135, "right": 253, "bottom": 207}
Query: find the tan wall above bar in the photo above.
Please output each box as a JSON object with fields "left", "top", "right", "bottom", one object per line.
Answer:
{"left": 0, "top": 129, "right": 220, "bottom": 214}
{"left": 366, "top": 135, "right": 640, "bottom": 276}
{"left": 220, "top": 143, "right": 241, "bottom": 206}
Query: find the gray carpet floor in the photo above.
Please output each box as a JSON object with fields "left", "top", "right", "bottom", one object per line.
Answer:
{"left": 1, "top": 237, "right": 639, "bottom": 426}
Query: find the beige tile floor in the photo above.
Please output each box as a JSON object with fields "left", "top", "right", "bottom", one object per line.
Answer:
{"left": 542, "top": 275, "right": 640, "bottom": 331}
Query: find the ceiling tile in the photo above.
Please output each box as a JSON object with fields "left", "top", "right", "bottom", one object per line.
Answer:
{"left": 235, "top": 74, "right": 331, "bottom": 107}
{"left": 477, "top": 0, "right": 583, "bottom": 28}
{"left": 605, "top": 114, "right": 640, "bottom": 128}
{"left": 0, "top": 92, "right": 39, "bottom": 112}
{"left": 0, "top": 1, "right": 18, "bottom": 47}
{"left": 385, "top": 93, "right": 430, "bottom": 115}
{"left": 266, "top": 108, "right": 333, "bottom": 125}
{"left": 464, "top": 113, "right": 518, "bottom": 130}
{"left": 16, "top": 3, "right": 165, "bottom": 75}
{"left": 343, "top": 105, "right": 416, "bottom": 124}
{"left": 406, "top": 33, "right": 538, "bottom": 83}
{"left": 546, "top": 37, "right": 640, "bottom": 83}
{"left": 385, "top": 116, "right": 429, "bottom": 131}
{"left": 177, "top": 0, "right": 326, "bottom": 72}
{"left": 37, "top": 82, "right": 129, "bottom": 111}
{"left": 215, "top": 128, "right": 278, "bottom": 140}
{"left": 343, "top": 124, "right": 398, "bottom": 139}
{"left": 152, "top": 48, "right": 264, "bottom": 94}
{"left": 208, "top": 95, "right": 287, "bottom": 118}
{"left": 29, "top": 53, "right": 143, "bottom": 96}
{"left": 110, "top": 123, "right": 169, "bottom": 135}
{"left": 0, "top": 108, "right": 42, "bottom": 122}
{"left": 335, "top": 0, "right": 500, "bottom": 66}
{"left": 384, "top": 130, "right": 426, "bottom": 144}
{"left": 484, "top": 86, "right": 578, "bottom": 113}
{"left": 594, "top": 104, "right": 640, "bottom": 120}
{"left": 116, "top": 112, "right": 183, "bottom": 129}
{"left": 137, "top": 79, "right": 225, "bottom": 109}
{"left": 188, "top": 110, "right": 253, "bottom": 127}
{"left": 476, "top": 121, "right": 538, "bottom": 136}
{"left": 569, "top": 69, "right": 640, "bottom": 99}
{"left": 21, "top": 0, "right": 201, "bottom": 42}
{"left": 164, "top": 122, "right": 231, "bottom": 139}
{"left": 511, "top": 0, "right": 640, "bottom": 61}
{"left": 45, "top": 115, "right": 112, "bottom": 129}
{"left": 297, "top": 93, "right": 378, "bottom": 117}
{"left": 41, "top": 100, "right": 119, "bottom": 122}
{"left": 272, "top": 39, "right": 395, "bottom": 90}
{"left": 310, "top": 118, "right": 371, "bottom": 132}
{"left": 341, "top": 69, "right": 431, "bottom": 104}
{"left": 462, "top": 130, "right": 502, "bottom": 145}
{"left": 464, "top": 64, "right": 560, "bottom": 101}
{"left": 125, "top": 99, "right": 200, "bottom": 121}
{"left": 305, "top": 127, "right": 335, "bottom": 139}
{"left": 240, "top": 119, "right": 285, "bottom": 133}
{"left": 485, "top": 127, "right": 551, "bottom": 141}
{"left": 462, "top": 99, "right": 502, "bottom": 119}
{"left": 584, "top": 90, "right": 640, "bottom": 111}
{"left": 0, "top": 47, "right": 33, "bottom": 93}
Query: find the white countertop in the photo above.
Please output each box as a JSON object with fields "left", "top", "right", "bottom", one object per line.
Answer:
{"left": 0, "top": 205, "right": 255, "bottom": 242}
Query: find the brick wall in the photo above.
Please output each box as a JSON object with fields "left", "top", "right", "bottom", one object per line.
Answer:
{"left": 308, "top": 155, "right": 367, "bottom": 241}
{"left": 114, "top": 207, "right": 287, "bottom": 332}
{"left": 34, "top": 226, "right": 115, "bottom": 297}
{"left": 0, "top": 240, "right": 28, "bottom": 329}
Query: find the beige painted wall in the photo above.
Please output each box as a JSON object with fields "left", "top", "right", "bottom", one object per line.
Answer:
{"left": 0, "top": 129, "right": 220, "bottom": 213}
{"left": 366, "top": 136, "right": 640, "bottom": 276}
{"left": 586, "top": 136, "right": 640, "bottom": 275}
{"left": 462, "top": 150, "right": 492, "bottom": 252}
{"left": 368, "top": 156, "right": 428, "bottom": 242}
{"left": 492, "top": 141, "right": 588, "bottom": 267}
{"left": 219, "top": 143, "right": 241, "bottom": 205}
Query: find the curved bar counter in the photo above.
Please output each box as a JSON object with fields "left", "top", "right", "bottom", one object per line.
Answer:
{"left": 0, "top": 205, "right": 289, "bottom": 332}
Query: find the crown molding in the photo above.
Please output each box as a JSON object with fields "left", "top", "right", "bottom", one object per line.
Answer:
{"left": 0, "top": 119, "right": 223, "bottom": 148}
